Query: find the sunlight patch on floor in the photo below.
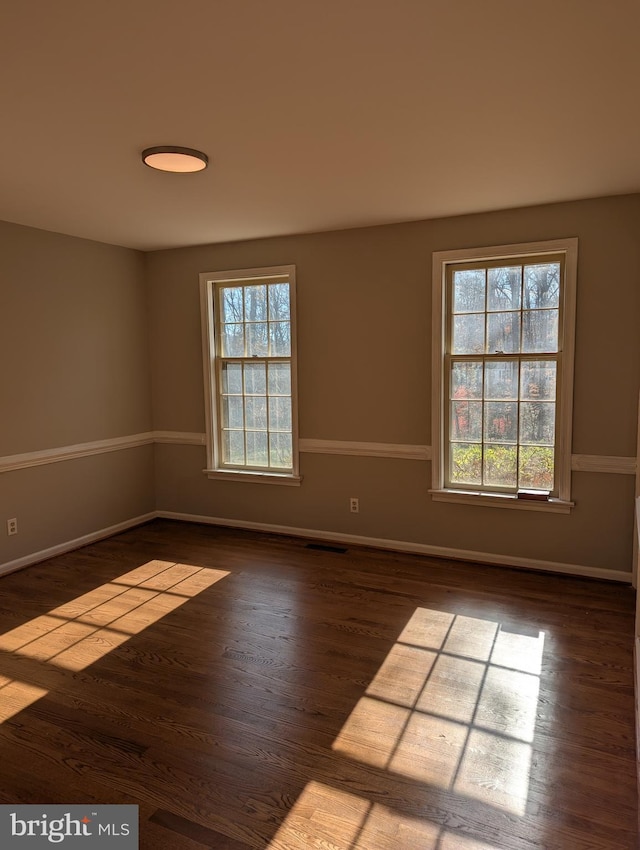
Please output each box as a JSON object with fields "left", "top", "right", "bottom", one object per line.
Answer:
{"left": 267, "top": 780, "right": 500, "bottom": 850}
{"left": 269, "top": 607, "right": 545, "bottom": 848}
{"left": 0, "top": 559, "right": 229, "bottom": 720}
{"left": 0, "top": 676, "right": 49, "bottom": 722}
{"left": 333, "top": 608, "right": 545, "bottom": 817}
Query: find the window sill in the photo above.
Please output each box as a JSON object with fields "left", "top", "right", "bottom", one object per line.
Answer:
{"left": 429, "top": 489, "right": 574, "bottom": 513}
{"left": 203, "top": 468, "right": 303, "bottom": 486}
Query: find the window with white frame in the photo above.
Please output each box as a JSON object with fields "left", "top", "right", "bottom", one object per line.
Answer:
{"left": 431, "top": 239, "right": 577, "bottom": 511}
{"left": 200, "top": 265, "right": 300, "bottom": 484}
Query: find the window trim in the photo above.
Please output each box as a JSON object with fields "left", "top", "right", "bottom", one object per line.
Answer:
{"left": 431, "top": 238, "right": 578, "bottom": 510}
{"left": 199, "top": 264, "right": 301, "bottom": 484}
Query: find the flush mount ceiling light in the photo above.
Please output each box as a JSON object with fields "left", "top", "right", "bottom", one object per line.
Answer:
{"left": 141, "top": 145, "right": 208, "bottom": 173}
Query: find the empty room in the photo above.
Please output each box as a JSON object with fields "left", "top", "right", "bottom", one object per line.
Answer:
{"left": 0, "top": 2, "right": 639, "bottom": 848}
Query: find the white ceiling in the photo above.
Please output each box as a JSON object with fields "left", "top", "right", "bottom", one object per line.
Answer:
{"left": 2, "top": 0, "right": 640, "bottom": 251}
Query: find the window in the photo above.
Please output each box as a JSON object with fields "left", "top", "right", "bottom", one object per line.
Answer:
{"left": 431, "top": 239, "right": 577, "bottom": 511}
{"left": 200, "top": 265, "right": 300, "bottom": 484}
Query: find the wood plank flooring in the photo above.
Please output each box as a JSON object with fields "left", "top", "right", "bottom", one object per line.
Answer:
{"left": 0, "top": 519, "right": 636, "bottom": 849}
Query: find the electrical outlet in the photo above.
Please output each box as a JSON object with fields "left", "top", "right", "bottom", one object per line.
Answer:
{"left": 349, "top": 497, "right": 359, "bottom": 514}
{"left": 7, "top": 518, "right": 17, "bottom": 536}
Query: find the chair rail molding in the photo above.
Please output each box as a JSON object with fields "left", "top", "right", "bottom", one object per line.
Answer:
{"left": 0, "top": 432, "right": 635, "bottom": 475}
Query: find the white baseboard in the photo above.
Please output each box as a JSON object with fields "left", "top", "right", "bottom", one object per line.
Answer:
{"left": 0, "top": 512, "right": 157, "bottom": 577}
{"left": 2, "top": 508, "right": 631, "bottom": 584}
{"left": 157, "top": 510, "right": 632, "bottom": 583}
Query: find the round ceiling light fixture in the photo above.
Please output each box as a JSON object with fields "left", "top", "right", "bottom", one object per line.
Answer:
{"left": 141, "top": 145, "right": 208, "bottom": 173}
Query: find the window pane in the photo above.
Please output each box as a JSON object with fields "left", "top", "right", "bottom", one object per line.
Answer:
{"left": 452, "top": 314, "right": 484, "bottom": 354}
{"left": 522, "top": 310, "right": 558, "bottom": 352}
{"left": 487, "top": 312, "right": 520, "bottom": 354}
{"left": 222, "top": 396, "right": 244, "bottom": 429}
{"left": 451, "top": 401, "right": 482, "bottom": 441}
{"left": 211, "top": 269, "right": 296, "bottom": 477}
{"left": 524, "top": 263, "right": 560, "bottom": 309}
{"left": 520, "top": 361, "right": 556, "bottom": 400}
{"left": 222, "top": 362, "right": 243, "bottom": 394}
{"left": 442, "top": 248, "right": 568, "bottom": 498}
{"left": 484, "top": 402, "right": 517, "bottom": 444}
{"left": 270, "top": 433, "right": 292, "bottom": 469}
{"left": 484, "top": 445, "right": 517, "bottom": 489}
{"left": 221, "top": 287, "right": 243, "bottom": 323}
{"left": 269, "top": 396, "right": 292, "bottom": 432}
{"left": 245, "top": 396, "right": 267, "bottom": 430}
{"left": 453, "top": 270, "right": 485, "bottom": 313}
{"left": 246, "top": 323, "right": 268, "bottom": 356}
{"left": 269, "top": 321, "right": 291, "bottom": 356}
{"left": 268, "top": 283, "right": 290, "bottom": 320}
{"left": 451, "top": 361, "right": 483, "bottom": 400}
{"left": 488, "top": 267, "right": 521, "bottom": 312}
{"left": 485, "top": 361, "right": 518, "bottom": 400}
{"left": 519, "top": 446, "right": 554, "bottom": 491}
{"left": 246, "top": 431, "right": 268, "bottom": 466}
{"left": 223, "top": 430, "right": 245, "bottom": 465}
{"left": 520, "top": 402, "right": 555, "bottom": 446}
{"left": 244, "top": 362, "right": 266, "bottom": 395}
{"left": 221, "top": 324, "right": 244, "bottom": 357}
{"left": 244, "top": 285, "right": 267, "bottom": 321}
{"left": 450, "top": 443, "right": 482, "bottom": 486}
{"left": 268, "top": 362, "right": 291, "bottom": 396}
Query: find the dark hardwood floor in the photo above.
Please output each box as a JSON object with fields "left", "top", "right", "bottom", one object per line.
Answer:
{"left": 0, "top": 519, "right": 636, "bottom": 849}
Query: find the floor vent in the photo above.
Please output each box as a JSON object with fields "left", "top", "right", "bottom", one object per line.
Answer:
{"left": 306, "top": 542, "right": 348, "bottom": 554}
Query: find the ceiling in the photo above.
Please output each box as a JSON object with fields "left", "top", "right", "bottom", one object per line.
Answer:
{"left": 2, "top": 0, "right": 640, "bottom": 251}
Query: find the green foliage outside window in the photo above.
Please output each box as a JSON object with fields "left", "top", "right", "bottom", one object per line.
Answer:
{"left": 452, "top": 444, "right": 554, "bottom": 490}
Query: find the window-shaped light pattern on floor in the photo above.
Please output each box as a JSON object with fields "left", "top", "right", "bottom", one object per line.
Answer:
{"left": 0, "top": 560, "right": 229, "bottom": 722}
{"left": 268, "top": 607, "right": 544, "bottom": 849}
{"left": 269, "top": 781, "right": 499, "bottom": 850}
{"left": 333, "top": 609, "right": 544, "bottom": 817}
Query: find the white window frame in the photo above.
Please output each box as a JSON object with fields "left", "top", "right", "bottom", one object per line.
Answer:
{"left": 200, "top": 264, "right": 301, "bottom": 485}
{"left": 431, "top": 238, "right": 578, "bottom": 513}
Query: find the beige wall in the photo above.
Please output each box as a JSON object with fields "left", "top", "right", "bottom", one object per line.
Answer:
{"left": 0, "top": 221, "right": 154, "bottom": 566}
{"left": 1, "top": 195, "right": 638, "bottom": 576}
{"left": 147, "top": 194, "right": 640, "bottom": 574}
